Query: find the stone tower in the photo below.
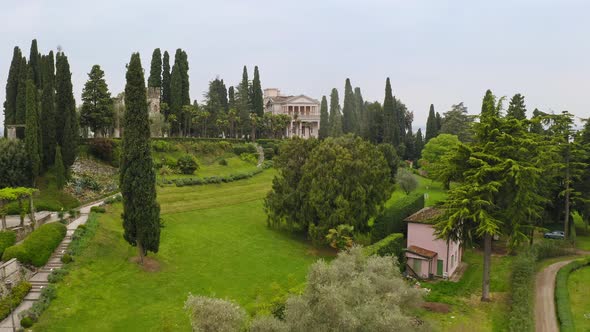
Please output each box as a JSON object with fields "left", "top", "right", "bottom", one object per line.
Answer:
{"left": 147, "top": 87, "right": 161, "bottom": 114}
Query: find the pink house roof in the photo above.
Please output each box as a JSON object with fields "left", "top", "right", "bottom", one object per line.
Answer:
{"left": 404, "top": 206, "right": 442, "bottom": 224}
{"left": 407, "top": 245, "right": 437, "bottom": 258}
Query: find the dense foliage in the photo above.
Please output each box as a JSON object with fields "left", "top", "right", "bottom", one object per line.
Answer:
{"left": 371, "top": 192, "right": 425, "bottom": 242}
{"left": 0, "top": 230, "right": 16, "bottom": 257}
{"left": 2, "top": 222, "right": 66, "bottom": 267}
{"left": 80, "top": 65, "right": 114, "bottom": 137}
{"left": 177, "top": 154, "right": 199, "bottom": 174}
{"left": 0, "top": 139, "right": 31, "bottom": 187}
{"left": 0, "top": 281, "right": 31, "bottom": 321}
{"left": 555, "top": 257, "right": 590, "bottom": 332}
{"left": 363, "top": 232, "right": 405, "bottom": 266}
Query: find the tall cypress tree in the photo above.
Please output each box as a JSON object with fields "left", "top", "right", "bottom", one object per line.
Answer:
{"left": 415, "top": 128, "right": 424, "bottom": 160}
{"left": 55, "top": 52, "right": 77, "bottom": 168}
{"left": 318, "top": 95, "right": 329, "bottom": 139}
{"left": 382, "top": 78, "right": 398, "bottom": 146}
{"left": 425, "top": 104, "right": 437, "bottom": 141}
{"left": 161, "top": 51, "right": 171, "bottom": 106}
{"left": 169, "top": 60, "right": 183, "bottom": 136}
{"left": 3, "top": 47, "right": 22, "bottom": 131}
{"left": 237, "top": 66, "right": 250, "bottom": 134}
{"left": 179, "top": 50, "right": 190, "bottom": 106}
{"left": 435, "top": 112, "right": 442, "bottom": 132}
{"left": 228, "top": 86, "right": 236, "bottom": 110}
{"left": 251, "top": 66, "right": 264, "bottom": 117}
{"left": 120, "top": 53, "right": 161, "bottom": 265}
{"left": 148, "top": 48, "right": 162, "bottom": 88}
{"left": 329, "top": 88, "right": 343, "bottom": 137}
{"left": 506, "top": 93, "right": 527, "bottom": 120}
{"left": 15, "top": 57, "right": 28, "bottom": 138}
{"left": 354, "top": 87, "right": 365, "bottom": 137}
{"left": 54, "top": 146, "right": 65, "bottom": 190}
{"left": 25, "top": 80, "right": 41, "bottom": 178}
{"left": 40, "top": 51, "right": 56, "bottom": 167}
{"left": 342, "top": 78, "right": 356, "bottom": 134}
{"left": 29, "top": 39, "right": 42, "bottom": 89}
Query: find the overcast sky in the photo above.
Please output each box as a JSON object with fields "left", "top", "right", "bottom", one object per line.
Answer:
{"left": 1, "top": 0, "right": 589, "bottom": 134}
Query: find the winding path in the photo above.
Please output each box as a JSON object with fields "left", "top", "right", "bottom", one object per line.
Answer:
{"left": 535, "top": 259, "right": 575, "bottom": 332}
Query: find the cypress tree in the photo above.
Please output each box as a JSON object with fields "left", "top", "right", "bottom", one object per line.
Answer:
{"left": 55, "top": 52, "right": 78, "bottom": 168}
{"left": 382, "top": 78, "right": 398, "bottom": 145}
{"left": 54, "top": 146, "right": 65, "bottom": 190}
{"left": 169, "top": 60, "right": 183, "bottom": 136}
{"left": 80, "top": 65, "right": 113, "bottom": 137}
{"left": 148, "top": 48, "right": 162, "bottom": 88}
{"left": 481, "top": 89, "right": 497, "bottom": 120}
{"left": 15, "top": 57, "right": 28, "bottom": 138}
{"left": 3, "top": 47, "right": 22, "bottom": 131}
{"left": 161, "top": 51, "right": 171, "bottom": 106}
{"left": 29, "top": 39, "right": 42, "bottom": 89}
{"left": 329, "top": 88, "right": 343, "bottom": 137}
{"left": 228, "top": 86, "right": 236, "bottom": 110}
{"left": 251, "top": 66, "right": 264, "bottom": 117}
{"left": 425, "top": 104, "right": 437, "bottom": 141}
{"left": 506, "top": 93, "right": 527, "bottom": 120}
{"left": 342, "top": 78, "right": 356, "bottom": 134}
{"left": 435, "top": 112, "right": 442, "bottom": 132}
{"left": 40, "top": 51, "right": 56, "bottom": 167}
{"left": 25, "top": 80, "right": 41, "bottom": 178}
{"left": 318, "top": 95, "right": 329, "bottom": 139}
{"left": 237, "top": 66, "right": 251, "bottom": 134}
{"left": 179, "top": 50, "right": 190, "bottom": 106}
{"left": 354, "top": 87, "right": 365, "bottom": 137}
{"left": 120, "top": 53, "right": 161, "bottom": 264}
{"left": 415, "top": 128, "right": 424, "bottom": 159}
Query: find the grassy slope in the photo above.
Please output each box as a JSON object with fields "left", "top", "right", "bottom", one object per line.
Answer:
{"left": 159, "top": 155, "right": 259, "bottom": 180}
{"left": 34, "top": 169, "right": 325, "bottom": 332}
{"left": 385, "top": 174, "right": 447, "bottom": 208}
{"left": 567, "top": 266, "right": 590, "bottom": 331}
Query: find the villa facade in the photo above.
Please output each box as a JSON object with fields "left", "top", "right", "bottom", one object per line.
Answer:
{"left": 263, "top": 88, "right": 320, "bottom": 138}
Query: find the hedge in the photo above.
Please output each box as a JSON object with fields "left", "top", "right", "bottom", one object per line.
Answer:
{"left": 555, "top": 257, "right": 590, "bottom": 332}
{"left": 2, "top": 223, "right": 67, "bottom": 267}
{"left": 371, "top": 192, "right": 425, "bottom": 242}
{"left": 0, "top": 281, "right": 31, "bottom": 320}
{"left": 162, "top": 169, "right": 265, "bottom": 187}
{"left": 0, "top": 231, "right": 16, "bottom": 257}
{"left": 363, "top": 233, "right": 405, "bottom": 267}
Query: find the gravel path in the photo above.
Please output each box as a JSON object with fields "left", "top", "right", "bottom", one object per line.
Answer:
{"left": 535, "top": 259, "right": 575, "bottom": 332}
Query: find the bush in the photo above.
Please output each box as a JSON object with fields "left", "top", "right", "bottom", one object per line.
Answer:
{"left": 67, "top": 214, "right": 99, "bottom": 256}
{"left": 371, "top": 192, "right": 425, "bottom": 242}
{"left": 90, "top": 206, "right": 106, "bottom": 213}
{"left": 48, "top": 268, "right": 69, "bottom": 283}
{"left": 151, "top": 140, "right": 176, "bottom": 152}
{"left": 0, "top": 281, "right": 31, "bottom": 320}
{"left": 0, "top": 138, "right": 31, "bottom": 188}
{"left": 533, "top": 239, "right": 573, "bottom": 260}
{"left": 88, "top": 138, "right": 120, "bottom": 166}
{"left": 218, "top": 158, "right": 228, "bottom": 166}
{"left": 507, "top": 251, "right": 536, "bottom": 331}
{"left": 233, "top": 144, "right": 257, "bottom": 155}
{"left": 240, "top": 153, "right": 258, "bottom": 165}
{"left": 177, "top": 155, "right": 199, "bottom": 175}
{"left": 263, "top": 148, "right": 275, "bottom": 160}
{"left": 555, "top": 257, "right": 590, "bottom": 332}
{"left": 20, "top": 316, "right": 33, "bottom": 328}
{"left": 364, "top": 233, "right": 405, "bottom": 267}
{"left": 104, "top": 194, "right": 122, "bottom": 205}
{"left": 184, "top": 295, "right": 247, "bottom": 332}
{"left": 0, "top": 231, "right": 16, "bottom": 257}
{"left": 20, "top": 284, "right": 57, "bottom": 323}
{"left": 2, "top": 223, "right": 67, "bottom": 267}
{"left": 61, "top": 254, "right": 73, "bottom": 264}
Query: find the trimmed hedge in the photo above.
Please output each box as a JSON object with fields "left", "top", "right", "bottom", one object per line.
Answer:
{"left": 0, "top": 281, "right": 31, "bottom": 320}
{"left": 0, "top": 230, "right": 16, "bottom": 257}
{"left": 364, "top": 233, "right": 405, "bottom": 267}
{"left": 555, "top": 257, "right": 590, "bottom": 332}
{"left": 163, "top": 168, "right": 265, "bottom": 187}
{"left": 371, "top": 192, "right": 425, "bottom": 242}
{"left": 2, "top": 223, "right": 67, "bottom": 267}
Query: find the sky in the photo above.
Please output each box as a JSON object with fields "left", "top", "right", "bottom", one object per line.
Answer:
{"left": 1, "top": 0, "right": 589, "bottom": 135}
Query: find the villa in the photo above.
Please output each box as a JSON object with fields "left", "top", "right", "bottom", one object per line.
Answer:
{"left": 263, "top": 88, "right": 321, "bottom": 138}
{"left": 404, "top": 207, "right": 462, "bottom": 279}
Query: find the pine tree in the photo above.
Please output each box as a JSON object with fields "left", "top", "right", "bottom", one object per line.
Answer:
{"left": 148, "top": 48, "right": 162, "bottom": 88}
{"left": 506, "top": 93, "right": 527, "bottom": 120}
{"left": 425, "top": 104, "right": 437, "bottom": 141}
{"left": 25, "top": 80, "right": 41, "bottom": 178}
{"left": 3, "top": 47, "right": 22, "bottom": 131}
{"left": 382, "top": 78, "right": 398, "bottom": 145}
{"left": 414, "top": 128, "right": 424, "bottom": 159}
{"left": 80, "top": 65, "right": 113, "bottom": 137}
{"left": 120, "top": 53, "right": 161, "bottom": 265}
{"left": 29, "top": 39, "right": 42, "bottom": 89}
{"left": 161, "top": 51, "right": 171, "bottom": 106}
{"left": 329, "top": 88, "right": 343, "bottom": 137}
{"left": 251, "top": 66, "right": 264, "bottom": 117}
{"left": 341, "top": 79, "right": 356, "bottom": 134}
{"left": 318, "top": 95, "right": 329, "bottom": 139}
{"left": 15, "top": 58, "right": 28, "bottom": 138}
{"left": 40, "top": 51, "right": 56, "bottom": 167}
{"left": 55, "top": 52, "right": 78, "bottom": 168}
{"left": 54, "top": 145, "right": 65, "bottom": 190}
{"left": 354, "top": 87, "right": 366, "bottom": 137}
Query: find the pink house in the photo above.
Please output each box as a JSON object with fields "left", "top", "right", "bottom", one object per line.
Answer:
{"left": 404, "top": 207, "right": 462, "bottom": 279}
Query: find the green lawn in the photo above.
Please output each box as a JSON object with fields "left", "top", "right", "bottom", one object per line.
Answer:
{"left": 34, "top": 169, "right": 327, "bottom": 331}
{"left": 567, "top": 266, "right": 590, "bottom": 331}
{"left": 161, "top": 155, "right": 259, "bottom": 181}
{"left": 386, "top": 173, "right": 447, "bottom": 208}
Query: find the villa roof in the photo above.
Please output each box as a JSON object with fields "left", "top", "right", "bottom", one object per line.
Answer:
{"left": 406, "top": 245, "right": 437, "bottom": 259}
{"left": 404, "top": 206, "right": 442, "bottom": 224}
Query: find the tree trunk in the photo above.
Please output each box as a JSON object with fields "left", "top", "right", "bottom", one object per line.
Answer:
{"left": 137, "top": 241, "right": 144, "bottom": 265}
{"left": 481, "top": 233, "right": 492, "bottom": 302}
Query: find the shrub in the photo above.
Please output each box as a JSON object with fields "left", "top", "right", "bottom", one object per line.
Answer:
{"left": 218, "top": 158, "right": 228, "bottom": 166}
{"left": 2, "top": 223, "right": 66, "bottom": 267}
{"left": 61, "top": 254, "right": 73, "bottom": 264}
{"left": 371, "top": 192, "right": 425, "bottom": 242}
{"left": 240, "top": 153, "right": 258, "bottom": 165}
{"left": 20, "top": 284, "right": 57, "bottom": 323}
{"left": 184, "top": 295, "right": 247, "bottom": 332}
{"left": 20, "top": 316, "right": 33, "bottom": 328}
{"left": 0, "top": 138, "right": 31, "bottom": 188}
{"left": 261, "top": 160, "right": 274, "bottom": 169}
{"left": 325, "top": 224, "right": 354, "bottom": 250}
{"left": 90, "top": 206, "right": 106, "bottom": 213}
{"left": 88, "top": 138, "right": 117, "bottom": 164}
{"left": 364, "top": 233, "right": 405, "bottom": 267}
{"left": 0, "top": 231, "right": 16, "bottom": 257}
{"left": 0, "top": 281, "right": 31, "bottom": 320}
{"left": 507, "top": 251, "right": 536, "bottom": 331}
{"left": 233, "top": 144, "right": 257, "bottom": 155}
{"left": 263, "top": 148, "right": 275, "bottom": 160}
{"left": 533, "top": 239, "right": 573, "bottom": 259}
{"left": 555, "top": 257, "right": 590, "bottom": 332}
{"left": 177, "top": 155, "right": 199, "bottom": 175}
{"left": 67, "top": 214, "right": 99, "bottom": 256}
{"left": 151, "top": 140, "right": 176, "bottom": 152}
{"left": 48, "top": 268, "right": 69, "bottom": 283}
{"left": 104, "top": 194, "right": 122, "bottom": 205}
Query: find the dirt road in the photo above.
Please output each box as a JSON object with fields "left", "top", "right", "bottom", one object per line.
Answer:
{"left": 535, "top": 259, "right": 575, "bottom": 332}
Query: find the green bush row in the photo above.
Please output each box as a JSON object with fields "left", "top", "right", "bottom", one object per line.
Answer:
{"left": 555, "top": 257, "right": 590, "bottom": 332}
{"left": 0, "top": 231, "right": 16, "bottom": 257}
{"left": 371, "top": 192, "right": 425, "bottom": 242}
{"left": 162, "top": 169, "right": 265, "bottom": 187}
{"left": 0, "top": 281, "right": 31, "bottom": 321}
{"left": 363, "top": 233, "right": 405, "bottom": 266}
{"left": 67, "top": 213, "right": 100, "bottom": 257}
{"left": 233, "top": 144, "right": 257, "bottom": 156}
{"left": 2, "top": 223, "right": 67, "bottom": 267}
{"left": 19, "top": 284, "right": 56, "bottom": 324}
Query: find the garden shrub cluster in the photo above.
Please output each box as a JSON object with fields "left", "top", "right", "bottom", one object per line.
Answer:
{"left": 232, "top": 143, "right": 257, "bottom": 156}
{"left": 555, "top": 257, "right": 590, "bottom": 332}
{"left": 19, "top": 284, "right": 56, "bottom": 323}
{"left": 363, "top": 233, "right": 405, "bottom": 266}
{"left": 0, "top": 231, "right": 16, "bottom": 257}
{"left": 67, "top": 213, "right": 99, "bottom": 256}
{"left": 371, "top": 192, "right": 425, "bottom": 242}
{"left": 239, "top": 153, "right": 259, "bottom": 165}
{"left": 0, "top": 281, "right": 31, "bottom": 321}
{"left": 177, "top": 154, "right": 199, "bottom": 174}
{"left": 90, "top": 206, "right": 106, "bottom": 213}
{"left": 88, "top": 138, "right": 121, "bottom": 167}
{"left": 47, "top": 268, "right": 69, "bottom": 283}
{"left": 103, "top": 194, "right": 122, "bottom": 205}
{"left": 2, "top": 223, "right": 67, "bottom": 267}
{"left": 164, "top": 169, "right": 265, "bottom": 187}
{"left": 507, "top": 239, "right": 575, "bottom": 332}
